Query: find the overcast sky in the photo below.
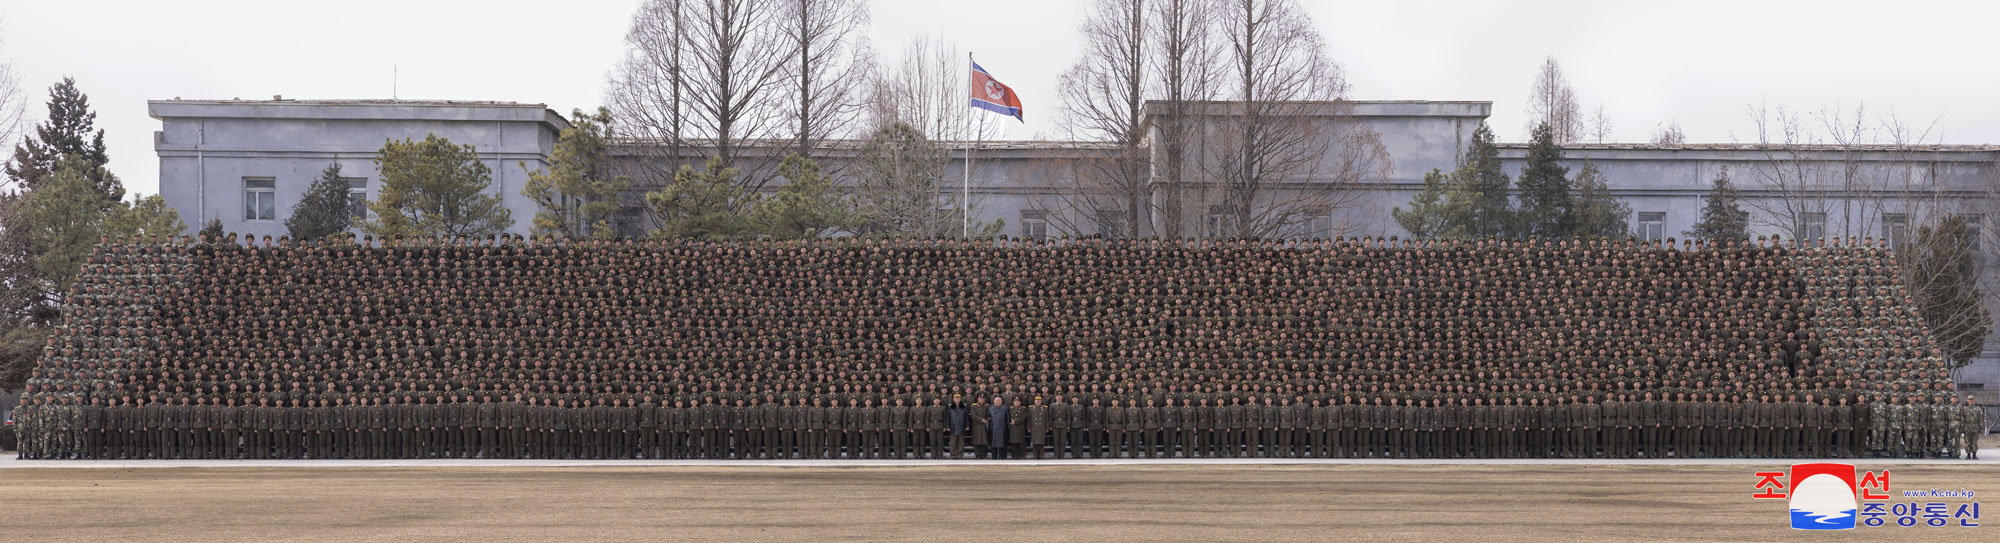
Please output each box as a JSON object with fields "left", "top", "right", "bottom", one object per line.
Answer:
{"left": 4, "top": 0, "right": 1997, "bottom": 197}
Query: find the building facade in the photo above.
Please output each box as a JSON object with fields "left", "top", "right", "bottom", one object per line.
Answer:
{"left": 148, "top": 99, "right": 569, "bottom": 239}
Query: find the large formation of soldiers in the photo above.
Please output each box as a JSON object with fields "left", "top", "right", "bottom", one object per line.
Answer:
{"left": 12, "top": 232, "right": 1987, "bottom": 460}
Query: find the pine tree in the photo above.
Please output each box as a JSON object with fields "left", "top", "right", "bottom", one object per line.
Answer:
{"left": 1513, "top": 122, "right": 1573, "bottom": 238}
{"left": 360, "top": 134, "right": 514, "bottom": 239}
{"left": 0, "top": 78, "right": 122, "bottom": 338}
{"left": 1391, "top": 168, "right": 1459, "bottom": 238}
{"left": 1901, "top": 215, "right": 1993, "bottom": 369}
{"left": 645, "top": 158, "right": 757, "bottom": 240}
{"left": 752, "top": 154, "right": 854, "bottom": 239}
{"left": 17, "top": 156, "right": 121, "bottom": 299}
{"left": 103, "top": 194, "right": 186, "bottom": 241}
{"left": 522, "top": 107, "right": 628, "bottom": 240}
{"left": 1442, "top": 123, "right": 1513, "bottom": 239}
{"left": 1569, "top": 160, "right": 1631, "bottom": 238}
{"left": 286, "top": 163, "right": 357, "bottom": 242}
{"left": 199, "top": 217, "right": 225, "bottom": 243}
{"left": 4, "top": 78, "right": 114, "bottom": 200}
{"left": 1684, "top": 167, "right": 1749, "bottom": 242}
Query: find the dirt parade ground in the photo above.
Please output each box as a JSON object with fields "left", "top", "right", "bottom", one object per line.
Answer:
{"left": 2, "top": 461, "right": 1994, "bottom": 542}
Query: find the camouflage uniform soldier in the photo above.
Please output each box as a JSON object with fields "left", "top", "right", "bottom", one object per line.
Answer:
{"left": 1961, "top": 396, "right": 1984, "bottom": 460}
{"left": 1851, "top": 395, "right": 1871, "bottom": 459}
{"left": 1927, "top": 396, "right": 1950, "bottom": 459}
{"left": 1892, "top": 397, "right": 1915, "bottom": 458}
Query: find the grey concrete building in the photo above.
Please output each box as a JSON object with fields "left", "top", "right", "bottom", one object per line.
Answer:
{"left": 148, "top": 97, "right": 2000, "bottom": 395}
{"left": 148, "top": 99, "right": 569, "bottom": 240}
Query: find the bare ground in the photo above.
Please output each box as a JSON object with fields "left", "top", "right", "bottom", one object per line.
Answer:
{"left": 4, "top": 463, "right": 1994, "bottom": 542}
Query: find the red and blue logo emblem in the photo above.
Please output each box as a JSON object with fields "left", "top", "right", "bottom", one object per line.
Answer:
{"left": 1787, "top": 463, "right": 1859, "bottom": 530}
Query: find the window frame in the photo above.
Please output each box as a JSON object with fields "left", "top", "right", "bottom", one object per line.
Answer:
{"left": 1636, "top": 212, "right": 1666, "bottom": 241}
{"left": 243, "top": 177, "right": 277, "bottom": 222}
{"left": 1797, "top": 212, "right": 1827, "bottom": 244}
{"left": 1021, "top": 210, "right": 1049, "bottom": 241}
{"left": 342, "top": 177, "right": 369, "bottom": 221}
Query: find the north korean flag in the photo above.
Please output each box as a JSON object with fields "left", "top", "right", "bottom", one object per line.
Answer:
{"left": 969, "top": 62, "right": 1024, "bottom": 122}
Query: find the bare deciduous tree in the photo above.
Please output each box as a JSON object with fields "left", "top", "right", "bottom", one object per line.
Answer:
{"left": 609, "top": 0, "right": 791, "bottom": 197}
{"left": 1053, "top": 0, "right": 1151, "bottom": 238}
{"left": 859, "top": 36, "right": 1009, "bottom": 237}
{"left": 0, "top": 22, "right": 28, "bottom": 165}
{"left": 1146, "top": 0, "right": 1221, "bottom": 239}
{"left": 778, "top": 0, "right": 871, "bottom": 160}
{"left": 867, "top": 36, "right": 990, "bottom": 142}
{"left": 1527, "top": 56, "right": 1584, "bottom": 144}
{"left": 608, "top": 0, "right": 692, "bottom": 188}
{"left": 1204, "top": 0, "right": 1388, "bottom": 239}
{"left": 1859, "top": 112, "right": 1998, "bottom": 378}
{"left": 1741, "top": 102, "right": 1887, "bottom": 242}
{"left": 1586, "top": 104, "right": 1613, "bottom": 144}
{"left": 1652, "top": 120, "right": 1686, "bottom": 145}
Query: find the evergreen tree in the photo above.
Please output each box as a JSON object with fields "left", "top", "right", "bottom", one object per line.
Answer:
{"left": 1684, "top": 167, "right": 1749, "bottom": 242}
{"left": 1513, "top": 122, "right": 1573, "bottom": 238}
{"left": 645, "top": 158, "right": 757, "bottom": 240}
{"left": 286, "top": 163, "right": 358, "bottom": 242}
{"left": 1569, "top": 160, "right": 1631, "bottom": 238}
{"left": 752, "top": 154, "right": 854, "bottom": 239}
{"left": 16, "top": 156, "right": 121, "bottom": 300}
{"left": 1900, "top": 215, "right": 1993, "bottom": 369}
{"left": 4, "top": 78, "right": 113, "bottom": 199}
{"left": 1391, "top": 168, "right": 1460, "bottom": 238}
{"left": 0, "top": 78, "right": 122, "bottom": 345}
{"left": 103, "top": 194, "right": 186, "bottom": 241}
{"left": 522, "top": 107, "right": 629, "bottom": 240}
{"left": 199, "top": 217, "right": 225, "bottom": 243}
{"left": 1441, "top": 123, "right": 1513, "bottom": 239}
{"left": 360, "top": 134, "right": 514, "bottom": 239}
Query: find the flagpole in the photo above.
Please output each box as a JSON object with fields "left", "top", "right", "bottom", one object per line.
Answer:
{"left": 963, "top": 51, "right": 973, "bottom": 239}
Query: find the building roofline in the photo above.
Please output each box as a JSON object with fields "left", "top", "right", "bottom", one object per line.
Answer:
{"left": 1142, "top": 99, "right": 1493, "bottom": 118}
{"left": 1494, "top": 142, "right": 2000, "bottom": 152}
{"left": 148, "top": 98, "right": 572, "bottom": 131}
{"left": 607, "top": 138, "right": 1125, "bottom": 151}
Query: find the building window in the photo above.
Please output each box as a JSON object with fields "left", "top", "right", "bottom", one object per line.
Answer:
{"left": 244, "top": 177, "right": 276, "bottom": 221}
{"left": 1301, "top": 211, "right": 1332, "bottom": 239}
{"left": 1883, "top": 213, "right": 1909, "bottom": 248}
{"left": 1797, "top": 212, "right": 1826, "bottom": 244}
{"left": 344, "top": 178, "right": 369, "bottom": 220}
{"left": 1096, "top": 208, "right": 1126, "bottom": 238}
{"left": 1636, "top": 212, "right": 1665, "bottom": 241}
{"left": 1960, "top": 214, "right": 1984, "bottom": 254}
{"left": 1021, "top": 210, "right": 1048, "bottom": 241}
{"left": 1207, "top": 205, "right": 1232, "bottom": 238}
